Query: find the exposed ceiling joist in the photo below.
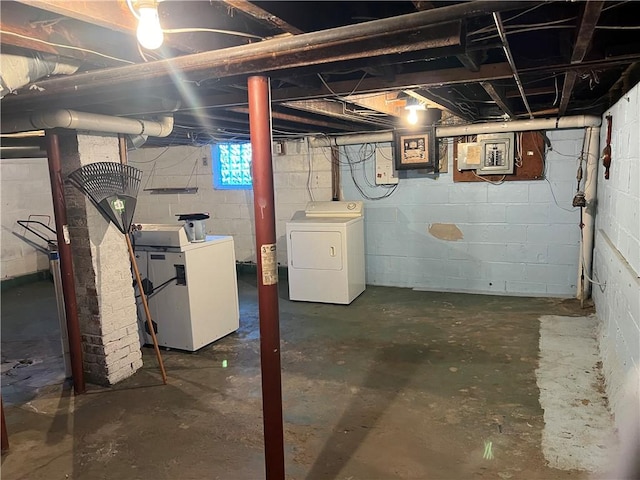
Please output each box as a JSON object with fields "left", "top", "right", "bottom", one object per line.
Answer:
{"left": 280, "top": 100, "right": 393, "bottom": 128}
{"left": 0, "top": 0, "right": 529, "bottom": 111}
{"left": 410, "top": 89, "right": 474, "bottom": 122}
{"left": 559, "top": 0, "right": 605, "bottom": 115}
{"left": 229, "top": 105, "right": 370, "bottom": 131}
{"left": 15, "top": 0, "right": 136, "bottom": 32}
{"left": 0, "top": 1, "right": 138, "bottom": 66}
{"left": 480, "top": 81, "right": 514, "bottom": 118}
{"left": 342, "top": 93, "right": 406, "bottom": 118}
{"left": 220, "top": 0, "right": 304, "bottom": 35}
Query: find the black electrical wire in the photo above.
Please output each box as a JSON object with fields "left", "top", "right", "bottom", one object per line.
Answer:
{"left": 135, "top": 276, "right": 178, "bottom": 299}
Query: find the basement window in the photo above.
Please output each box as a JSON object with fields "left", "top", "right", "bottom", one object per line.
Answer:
{"left": 212, "top": 142, "right": 253, "bottom": 189}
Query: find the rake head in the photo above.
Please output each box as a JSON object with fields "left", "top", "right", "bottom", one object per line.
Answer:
{"left": 67, "top": 162, "right": 142, "bottom": 234}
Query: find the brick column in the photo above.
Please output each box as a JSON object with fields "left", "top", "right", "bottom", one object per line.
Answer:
{"left": 59, "top": 131, "right": 142, "bottom": 385}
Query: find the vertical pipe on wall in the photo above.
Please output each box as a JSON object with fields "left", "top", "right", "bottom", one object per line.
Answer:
{"left": 45, "top": 130, "right": 86, "bottom": 395}
{"left": 577, "top": 126, "right": 601, "bottom": 302}
{"left": 247, "top": 75, "right": 285, "bottom": 480}
{"left": 331, "top": 144, "right": 340, "bottom": 200}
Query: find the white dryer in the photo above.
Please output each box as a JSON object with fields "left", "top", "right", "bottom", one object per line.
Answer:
{"left": 286, "top": 201, "right": 365, "bottom": 304}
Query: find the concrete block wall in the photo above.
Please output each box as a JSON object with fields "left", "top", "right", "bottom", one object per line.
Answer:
{"left": 592, "top": 82, "right": 640, "bottom": 430}
{"left": 130, "top": 139, "right": 332, "bottom": 265}
{"left": 0, "top": 158, "right": 55, "bottom": 279}
{"left": 60, "top": 132, "right": 142, "bottom": 385}
{"left": 339, "top": 132, "right": 584, "bottom": 297}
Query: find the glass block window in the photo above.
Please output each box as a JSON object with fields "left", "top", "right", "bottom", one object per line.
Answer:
{"left": 212, "top": 142, "right": 252, "bottom": 189}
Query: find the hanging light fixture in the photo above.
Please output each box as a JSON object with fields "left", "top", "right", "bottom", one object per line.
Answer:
{"left": 134, "top": 0, "right": 164, "bottom": 50}
{"left": 404, "top": 97, "right": 425, "bottom": 126}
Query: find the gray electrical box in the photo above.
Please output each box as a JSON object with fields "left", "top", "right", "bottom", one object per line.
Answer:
{"left": 476, "top": 133, "right": 514, "bottom": 175}
{"left": 456, "top": 142, "right": 482, "bottom": 171}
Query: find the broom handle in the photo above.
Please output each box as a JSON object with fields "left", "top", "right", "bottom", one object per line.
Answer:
{"left": 125, "top": 233, "right": 168, "bottom": 384}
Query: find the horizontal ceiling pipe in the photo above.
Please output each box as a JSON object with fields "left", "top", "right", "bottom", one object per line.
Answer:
{"left": 308, "top": 115, "right": 602, "bottom": 146}
{"left": 1, "top": 110, "right": 173, "bottom": 137}
{"left": 2, "top": 1, "right": 538, "bottom": 108}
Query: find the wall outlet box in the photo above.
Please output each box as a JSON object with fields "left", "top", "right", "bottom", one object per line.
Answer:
{"left": 375, "top": 146, "right": 399, "bottom": 185}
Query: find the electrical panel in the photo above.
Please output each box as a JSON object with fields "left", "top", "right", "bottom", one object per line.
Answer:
{"left": 476, "top": 133, "right": 514, "bottom": 175}
{"left": 456, "top": 142, "right": 482, "bottom": 171}
{"left": 375, "top": 145, "right": 399, "bottom": 185}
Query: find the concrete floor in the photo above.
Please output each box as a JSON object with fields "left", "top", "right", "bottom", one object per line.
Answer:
{"left": 1, "top": 274, "right": 604, "bottom": 479}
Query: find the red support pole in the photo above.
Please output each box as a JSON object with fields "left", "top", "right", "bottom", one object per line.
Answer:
{"left": 247, "top": 75, "right": 285, "bottom": 480}
{"left": 45, "top": 130, "right": 86, "bottom": 395}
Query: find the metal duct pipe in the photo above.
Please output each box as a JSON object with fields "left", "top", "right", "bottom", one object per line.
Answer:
{"left": 0, "top": 52, "right": 79, "bottom": 99}
{"left": 578, "top": 126, "right": 600, "bottom": 302}
{"left": 1, "top": 110, "right": 173, "bottom": 137}
{"left": 309, "top": 116, "right": 602, "bottom": 147}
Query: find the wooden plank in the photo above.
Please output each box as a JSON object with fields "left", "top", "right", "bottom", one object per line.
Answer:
{"left": 0, "top": 1, "right": 138, "bottom": 66}
{"left": 558, "top": 70, "right": 578, "bottom": 116}
{"left": 571, "top": 1, "right": 605, "bottom": 63}
{"left": 559, "top": 1, "right": 604, "bottom": 115}
{"left": 220, "top": 0, "right": 304, "bottom": 35}
{"left": 229, "top": 105, "right": 372, "bottom": 130}
{"left": 16, "top": 0, "right": 136, "bottom": 32}
{"left": 480, "top": 81, "right": 514, "bottom": 118}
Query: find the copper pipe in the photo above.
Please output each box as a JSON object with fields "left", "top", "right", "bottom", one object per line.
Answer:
{"left": 45, "top": 130, "right": 86, "bottom": 395}
{"left": 248, "top": 75, "right": 285, "bottom": 480}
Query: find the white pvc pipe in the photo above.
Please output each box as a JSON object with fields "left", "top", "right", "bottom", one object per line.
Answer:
{"left": 578, "top": 126, "right": 601, "bottom": 302}
{"left": 436, "top": 115, "right": 601, "bottom": 137}
{"left": 308, "top": 115, "right": 602, "bottom": 147}
{"left": 1, "top": 109, "right": 174, "bottom": 137}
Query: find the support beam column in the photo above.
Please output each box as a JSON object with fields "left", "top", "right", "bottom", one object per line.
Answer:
{"left": 58, "top": 132, "right": 143, "bottom": 386}
{"left": 248, "top": 75, "right": 285, "bottom": 480}
{"left": 45, "top": 130, "right": 86, "bottom": 395}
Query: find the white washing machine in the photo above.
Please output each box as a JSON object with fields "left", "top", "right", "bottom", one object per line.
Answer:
{"left": 133, "top": 225, "right": 239, "bottom": 351}
{"left": 286, "top": 201, "right": 365, "bottom": 304}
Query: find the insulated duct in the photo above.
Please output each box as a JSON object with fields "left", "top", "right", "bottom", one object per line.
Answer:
{"left": 0, "top": 52, "right": 79, "bottom": 99}
{"left": 1, "top": 110, "right": 174, "bottom": 137}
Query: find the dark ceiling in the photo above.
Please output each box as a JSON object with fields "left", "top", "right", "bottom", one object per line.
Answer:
{"left": 1, "top": 0, "right": 639, "bottom": 147}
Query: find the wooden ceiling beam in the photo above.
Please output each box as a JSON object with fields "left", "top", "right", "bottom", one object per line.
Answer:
{"left": 506, "top": 86, "right": 555, "bottom": 98}
{"left": 0, "top": 1, "right": 139, "bottom": 66}
{"left": 15, "top": 0, "right": 136, "bottom": 32}
{"left": 411, "top": 89, "right": 475, "bottom": 122}
{"left": 229, "top": 105, "right": 371, "bottom": 131}
{"left": 558, "top": 0, "right": 604, "bottom": 115}
{"left": 279, "top": 100, "right": 394, "bottom": 128}
{"left": 220, "top": 0, "right": 304, "bottom": 35}
{"left": 13, "top": 0, "right": 227, "bottom": 54}
{"left": 480, "top": 81, "right": 514, "bottom": 118}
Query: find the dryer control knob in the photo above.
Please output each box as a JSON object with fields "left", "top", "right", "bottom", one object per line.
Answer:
{"left": 347, "top": 202, "right": 357, "bottom": 210}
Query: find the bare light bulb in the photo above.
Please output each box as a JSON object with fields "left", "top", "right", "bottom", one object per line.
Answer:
{"left": 137, "top": 6, "right": 163, "bottom": 50}
{"left": 407, "top": 107, "right": 419, "bottom": 125}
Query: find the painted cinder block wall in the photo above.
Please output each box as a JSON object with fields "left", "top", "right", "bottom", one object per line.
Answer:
{"left": 0, "top": 158, "right": 55, "bottom": 279}
{"left": 339, "top": 130, "right": 585, "bottom": 297}
{"left": 129, "top": 140, "right": 332, "bottom": 265}
{"left": 592, "top": 81, "right": 640, "bottom": 430}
